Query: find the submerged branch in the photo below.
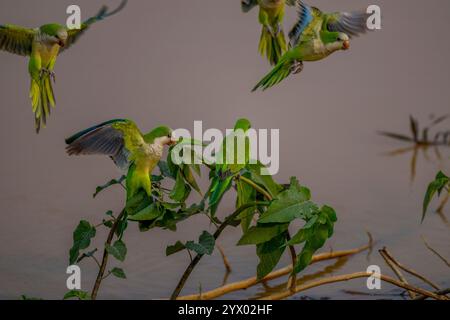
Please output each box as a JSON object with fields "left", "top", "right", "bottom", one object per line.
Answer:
{"left": 176, "top": 236, "right": 372, "bottom": 300}
{"left": 259, "top": 272, "right": 445, "bottom": 301}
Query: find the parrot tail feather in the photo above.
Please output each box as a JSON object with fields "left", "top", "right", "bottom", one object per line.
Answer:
{"left": 259, "top": 26, "right": 287, "bottom": 66}
{"left": 252, "top": 58, "right": 293, "bottom": 92}
{"left": 30, "top": 72, "right": 56, "bottom": 134}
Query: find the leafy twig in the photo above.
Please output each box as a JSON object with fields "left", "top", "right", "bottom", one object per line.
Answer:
{"left": 91, "top": 209, "right": 127, "bottom": 300}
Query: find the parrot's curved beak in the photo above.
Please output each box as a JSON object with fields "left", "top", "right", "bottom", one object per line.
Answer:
{"left": 168, "top": 137, "right": 179, "bottom": 146}
{"left": 343, "top": 40, "right": 350, "bottom": 50}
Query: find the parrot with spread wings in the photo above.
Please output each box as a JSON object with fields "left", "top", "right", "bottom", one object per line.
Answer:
{"left": 253, "top": 0, "right": 370, "bottom": 91}
{"left": 66, "top": 119, "right": 177, "bottom": 200}
{"left": 242, "top": 0, "right": 296, "bottom": 65}
{"left": 0, "top": 0, "right": 127, "bottom": 133}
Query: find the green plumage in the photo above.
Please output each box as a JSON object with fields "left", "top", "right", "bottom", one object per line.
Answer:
{"left": 243, "top": 0, "right": 296, "bottom": 65}
{"left": 0, "top": 1, "right": 128, "bottom": 133}
{"left": 209, "top": 119, "right": 252, "bottom": 216}
{"left": 66, "top": 119, "right": 175, "bottom": 200}
{"left": 253, "top": 1, "right": 369, "bottom": 91}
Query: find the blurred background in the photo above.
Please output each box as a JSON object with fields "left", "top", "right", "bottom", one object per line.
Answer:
{"left": 0, "top": 0, "right": 449, "bottom": 299}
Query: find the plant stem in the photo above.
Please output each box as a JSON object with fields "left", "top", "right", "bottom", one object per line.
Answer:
{"left": 91, "top": 209, "right": 126, "bottom": 300}
{"left": 170, "top": 202, "right": 268, "bottom": 300}
{"left": 238, "top": 175, "right": 273, "bottom": 201}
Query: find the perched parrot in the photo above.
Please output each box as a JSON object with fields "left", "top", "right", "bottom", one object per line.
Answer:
{"left": 252, "top": 0, "right": 369, "bottom": 91}
{"left": 0, "top": 0, "right": 128, "bottom": 133}
{"left": 65, "top": 119, "right": 177, "bottom": 200}
{"left": 242, "top": 0, "right": 296, "bottom": 65}
{"left": 208, "top": 118, "right": 252, "bottom": 216}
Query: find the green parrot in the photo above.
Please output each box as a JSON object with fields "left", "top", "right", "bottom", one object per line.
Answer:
{"left": 65, "top": 119, "right": 177, "bottom": 200}
{"left": 208, "top": 118, "right": 252, "bottom": 216}
{"left": 242, "top": 0, "right": 296, "bottom": 65}
{"left": 0, "top": 0, "right": 128, "bottom": 133}
{"left": 252, "top": 0, "right": 369, "bottom": 91}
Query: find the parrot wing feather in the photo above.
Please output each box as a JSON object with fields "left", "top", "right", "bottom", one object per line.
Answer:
{"left": 288, "top": 1, "right": 315, "bottom": 47}
{"left": 65, "top": 118, "right": 143, "bottom": 171}
{"left": 60, "top": 0, "right": 128, "bottom": 52}
{"left": 241, "top": 0, "right": 258, "bottom": 13}
{"left": 0, "top": 24, "right": 35, "bottom": 56}
{"left": 326, "top": 11, "right": 369, "bottom": 38}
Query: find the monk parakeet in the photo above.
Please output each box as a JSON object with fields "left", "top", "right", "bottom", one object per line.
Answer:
{"left": 65, "top": 119, "right": 177, "bottom": 200}
{"left": 252, "top": 0, "right": 369, "bottom": 91}
{"left": 208, "top": 118, "right": 252, "bottom": 216}
{"left": 242, "top": 0, "right": 296, "bottom": 65}
{"left": 0, "top": 0, "right": 127, "bottom": 133}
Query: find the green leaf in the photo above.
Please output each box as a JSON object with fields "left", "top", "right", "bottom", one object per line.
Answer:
{"left": 294, "top": 244, "right": 315, "bottom": 274}
{"left": 106, "top": 240, "right": 127, "bottom": 262}
{"left": 258, "top": 177, "right": 315, "bottom": 224}
{"left": 247, "top": 162, "right": 283, "bottom": 198}
{"left": 93, "top": 176, "right": 126, "bottom": 198}
{"left": 166, "top": 241, "right": 186, "bottom": 256}
{"left": 69, "top": 221, "right": 96, "bottom": 265}
{"left": 236, "top": 177, "right": 256, "bottom": 232}
{"left": 111, "top": 267, "right": 127, "bottom": 279}
{"left": 63, "top": 290, "right": 91, "bottom": 300}
{"left": 256, "top": 234, "right": 286, "bottom": 280}
{"left": 158, "top": 161, "right": 173, "bottom": 178}
{"left": 128, "top": 203, "right": 162, "bottom": 221}
{"left": 423, "top": 171, "right": 449, "bottom": 222}
{"left": 103, "top": 219, "right": 113, "bottom": 228}
{"left": 286, "top": 229, "right": 308, "bottom": 246}
{"left": 183, "top": 165, "right": 202, "bottom": 195}
{"left": 185, "top": 231, "right": 215, "bottom": 256}
{"left": 208, "top": 175, "right": 233, "bottom": 217}
{"left": 170, "top": 171, "right": 190, "bottom": 202}
{"left": 238, "top": 224, "right": 288, "bottom": 246}
{"left": 322, "top": 205, "right": 337, "bottom": 223}
{"left": 259, "top": 201, "right": 318, "bottom": 224}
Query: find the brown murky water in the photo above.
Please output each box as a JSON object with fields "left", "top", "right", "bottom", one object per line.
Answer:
{"left": 0, "top": 0, "right": 449, "bottom": 299}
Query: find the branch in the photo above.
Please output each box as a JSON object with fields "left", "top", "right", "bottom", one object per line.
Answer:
{"left": 379, "top": 249, "right": 415, "bottom": 299}
{"left": 169, "top": 202, "right": 268, "bottom": 300}
{"left": 381, "top": 247, "right": 441, "bottom": 291}
{"left": 260, "top": 272, "right": 446, "bottom": 300}
{"left": 91, "top": 209, "right": 126, "bottom": 300}
{"left": 176, "top": 237, "right": 372, "bottom": 300}
{"left": 422, "top": 236, "right": 450, "bottom": 268}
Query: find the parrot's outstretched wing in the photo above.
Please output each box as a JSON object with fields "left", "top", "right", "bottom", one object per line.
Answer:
{"left": 65, "top": 118, "right": 144, "bottom": 171}
{"left": 61, "top": 0, "right": 128, "bottom": 52}
{"left": 0, "top": 24, "right": 35, "bottom": 56}
{"left": 288, "top": 1, "right": 320, "bottom": 47}
{"left": 326, "top": 11, "right": 370, "bottom": 38}
{"left": 241, "top": 0, "right": 258, "bottom": 13}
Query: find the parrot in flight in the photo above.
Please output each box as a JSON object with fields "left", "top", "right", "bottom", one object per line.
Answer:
{"left": 242, "top": 0, "right": 296, "bottom": 65}
{"left": 65, "top": 119, "right": 177, "bottom": 200}
{"left": 0, "top": 0, "right": 128, "bottom": 133}
{"left": 252, "top": 0, "right": 369, "bottom": 91}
